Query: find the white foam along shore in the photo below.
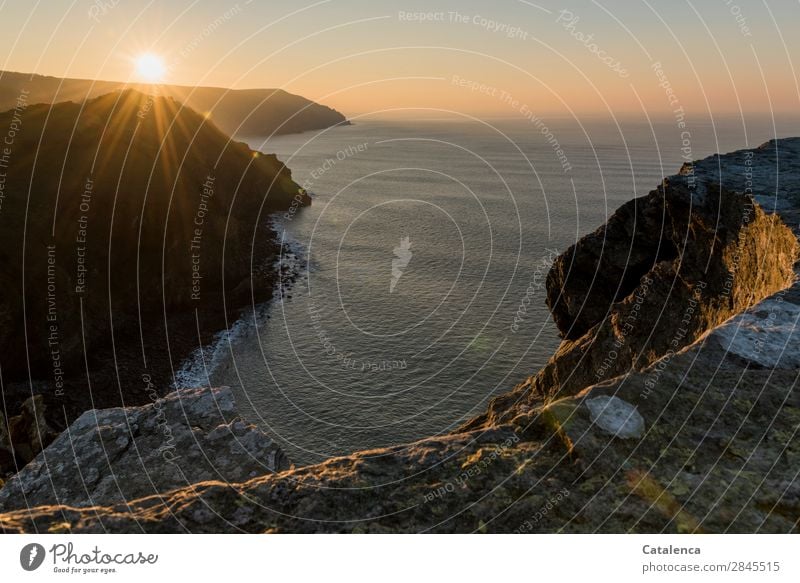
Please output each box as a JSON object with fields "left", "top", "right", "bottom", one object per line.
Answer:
{"left": 173, "top": 221, "right": 308, "bottom": 389}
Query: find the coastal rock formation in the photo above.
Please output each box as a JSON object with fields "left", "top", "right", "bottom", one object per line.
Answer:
{"left": 547, "top": 160, "right": 797, "bottom": 343}
{"left": 0, "top": 89, "right": 309, "bottom": 477}
{"left": 0, "top": 70, "right": 349, "bottom": 137}
{"left": 0, "top": 387, "right": 289, "bottom": 510}
{"left": 1, "top": 139, "right": 798, "bottom": 533}
{"left": 468, "top": 139, "right": 799, "bottom": 428}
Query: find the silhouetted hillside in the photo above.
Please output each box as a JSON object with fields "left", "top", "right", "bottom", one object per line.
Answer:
{"left": 0, "top": 89, "right": 306, "bottom": 425}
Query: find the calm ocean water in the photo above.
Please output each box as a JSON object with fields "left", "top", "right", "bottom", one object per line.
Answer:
{"left": 178, "top": 114, "right": 800, "bottom": 466}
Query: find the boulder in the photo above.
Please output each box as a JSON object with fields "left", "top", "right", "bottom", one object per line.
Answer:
{"left": 547, "top": 164, "right": 798, "bottom": 344}
{"left": 585, "top": 395, "right": 645, "bottom": 439}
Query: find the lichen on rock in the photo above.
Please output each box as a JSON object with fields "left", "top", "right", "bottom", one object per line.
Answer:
{"left": 0, "top": 387, "right": 289, "bottom": 511}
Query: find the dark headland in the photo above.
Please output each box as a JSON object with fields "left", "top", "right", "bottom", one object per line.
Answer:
{"left": 0, "top": 89, "right": 309, "bottom": 480}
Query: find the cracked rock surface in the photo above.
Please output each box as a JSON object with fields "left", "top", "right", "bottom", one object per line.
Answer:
{"left": 0, "top": 387, "right": 289, "bottom": 510}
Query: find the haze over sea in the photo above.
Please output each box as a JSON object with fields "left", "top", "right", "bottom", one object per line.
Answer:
{"left": 178, "top": 114, "right": 800, "bottom": 465}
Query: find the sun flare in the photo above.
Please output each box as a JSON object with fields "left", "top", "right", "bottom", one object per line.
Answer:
{"left": 134, "top": 53, "right": 166, "bottom": 83}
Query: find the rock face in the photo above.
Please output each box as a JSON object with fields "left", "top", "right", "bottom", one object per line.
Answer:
{"left": 546, "top": 167, "right": 796, "bottom": 384}
{"left": 1, "top": 138, "right": 799, "bottom": 534}
{"left": 468, "top": 139, "right": 799, "bottom": 428}
{"left": 0, "top": 89, "right": 301, "bottom": 379}
{"left": 0, "top": 89, "right": 310, "bottom": 477}
{"left": 548, "top": 149, "right": 799, "bottom": 344}
{"left": 0, "top": 387, "right": 289, "bottom": 510}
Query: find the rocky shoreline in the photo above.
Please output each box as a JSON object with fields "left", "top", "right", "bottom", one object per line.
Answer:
{"left": 0, "top": 90, "right": 309, "bottom": 480}
{"left": 2, "top": 138, "right": 799, "bottom": 533}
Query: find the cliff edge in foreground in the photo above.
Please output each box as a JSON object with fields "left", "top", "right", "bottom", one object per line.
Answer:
{"left": 2, "top": 138, "right": 799, "bottom": 533}
{"left": 0, "top": 89, "right": 308, "bottom": 478}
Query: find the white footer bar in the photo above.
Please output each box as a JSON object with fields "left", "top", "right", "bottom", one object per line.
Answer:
{"left": 1, "top": 534, "right": 796, "bottom": 582}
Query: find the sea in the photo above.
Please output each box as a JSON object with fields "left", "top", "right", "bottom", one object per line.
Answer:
{"left": 176, "top": 114, "right": 800, "bottom": 466}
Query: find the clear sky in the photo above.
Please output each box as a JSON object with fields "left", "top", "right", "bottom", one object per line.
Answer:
{"left": 1, "top": 0, "right": 798, "bottom": 119}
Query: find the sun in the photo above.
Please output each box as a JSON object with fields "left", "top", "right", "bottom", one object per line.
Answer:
{"left": 134, "top": 53, "right": 166, "bottom": 83}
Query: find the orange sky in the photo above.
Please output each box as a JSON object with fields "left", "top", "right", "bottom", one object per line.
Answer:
{"left": 1, "top": 0, "right": 798, "bottom": 119}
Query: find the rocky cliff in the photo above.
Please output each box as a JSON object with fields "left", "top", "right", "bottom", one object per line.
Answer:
{"left": 1, "top": 138, "right": 799, "bottom": 533}
{"left": 466, "top": 139, "right": 799, "bottom": 428}
{"left": 0, "top": 89, "right": 308, "bottom": 478}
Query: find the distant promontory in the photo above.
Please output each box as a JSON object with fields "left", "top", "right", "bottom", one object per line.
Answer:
{"left": 0, "top": 70, "right": 349, "bottom": 137}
